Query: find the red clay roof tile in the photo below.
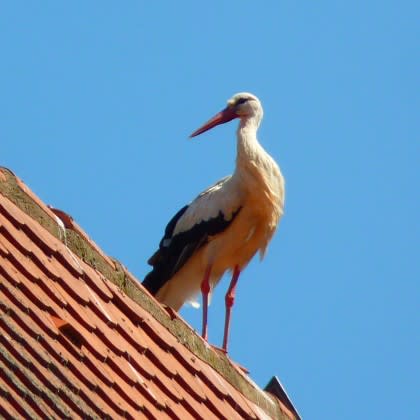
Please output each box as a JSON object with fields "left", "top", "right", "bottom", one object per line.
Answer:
{"left": 0, "top": 345, "right": 74, "bottom": 419}
{"left": 219, "top": 374, "right": 260, "bottom": 419}
{"left": 0, "top": 282, "right": 57, "bottom": 339}
{"left": 198, "top": 357, "right": 231, "bottom": 398}
{"left": 0, "top": 199, "right": 26, "bottom": 227}
{"left": 166, "top": 397, "right": 198, "bottom": 420}
{"left": 0, "top": 171, "right": 296, "bottom": 420}
{"left": 51, "top": 209, "right": 117, "bottom": 270}
{"left": 0, "top": 368, "right": 43, "bottom": 419}
{"left": 80, "top": 262, "right": 114, "bottom": 300}
{"left": 54, "top": 247, "right": 85, "bottom": 277}
{"left": 153, "top": 373, "right": 183, "bottom": 402}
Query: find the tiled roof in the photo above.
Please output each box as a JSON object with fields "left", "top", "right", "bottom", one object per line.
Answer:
{"left": 0, "top": 167, "right": 296, "bottom": 420}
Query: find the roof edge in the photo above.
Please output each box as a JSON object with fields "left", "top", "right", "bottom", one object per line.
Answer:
{"left": 265, "top": 376, "right": 301, "bottom": 420}
{"left": 0, "top": 167, "right": 293, "bottom": 420}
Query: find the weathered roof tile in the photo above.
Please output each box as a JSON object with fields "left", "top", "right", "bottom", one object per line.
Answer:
{"left": 0, "top": 169, "right": 296, "bottom": 420}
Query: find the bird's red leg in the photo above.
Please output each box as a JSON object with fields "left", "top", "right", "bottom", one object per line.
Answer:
{"left": 223, "top": 265, "right": 241, "bottom": 352}
{"left": 201, "top": 264, "right": 212, "bottom": 341}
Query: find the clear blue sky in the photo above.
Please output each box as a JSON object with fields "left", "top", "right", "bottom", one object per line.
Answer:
{"left": 1, "top": 2, "right": 418, "bottom": 419}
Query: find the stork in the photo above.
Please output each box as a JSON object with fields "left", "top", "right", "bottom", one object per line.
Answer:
{"left": 143, "top": 92, "right": 285, "bottom": 351}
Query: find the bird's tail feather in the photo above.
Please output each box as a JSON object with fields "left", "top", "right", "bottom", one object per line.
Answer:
{"left": 142, "top": 268, "right": 166, "bottom": 296}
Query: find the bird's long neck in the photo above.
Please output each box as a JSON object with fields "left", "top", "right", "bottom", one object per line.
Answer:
{"left": 235, "top": 117, "right": 263, "bottom": 168}
{"left": 233, "top": 112, "right": 285, "bottom": 227}
{"left": 233, "top": 114, "right": 282, "bottom": 200}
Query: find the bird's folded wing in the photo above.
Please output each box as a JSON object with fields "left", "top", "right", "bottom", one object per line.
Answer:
{"left": 142, "top": 176, "right": 241, "bottom": 295}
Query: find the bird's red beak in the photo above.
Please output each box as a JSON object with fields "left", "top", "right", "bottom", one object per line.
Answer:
{"left": 190, "top": 106, "right": 238, "bottom": 138}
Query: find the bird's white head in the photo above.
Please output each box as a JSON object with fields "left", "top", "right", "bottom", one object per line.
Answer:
{"left": 190, "top": 92, "right": 263, "bottom": 138}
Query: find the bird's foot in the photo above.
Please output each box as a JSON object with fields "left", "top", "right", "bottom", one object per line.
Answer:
{"left": 163, "top": 305, "right": 178, "bottom": 320}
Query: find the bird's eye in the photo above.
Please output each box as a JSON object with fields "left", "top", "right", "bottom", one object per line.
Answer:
{"left": 235, "top": 98, "right": 249, "bottom": 106}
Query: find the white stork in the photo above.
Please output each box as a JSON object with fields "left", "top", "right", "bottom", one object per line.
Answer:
{"left": 143, "top": 92, "right": 285, "bottom": 351}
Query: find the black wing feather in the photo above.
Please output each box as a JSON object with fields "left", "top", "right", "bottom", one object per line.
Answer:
{"left": 147, "top": 205, "right": 188, "bottom": 266}
{"left": 142, "top": 206, "right": 241, "bottom": 295}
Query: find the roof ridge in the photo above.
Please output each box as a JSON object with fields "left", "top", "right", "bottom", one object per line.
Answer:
{"left": 0, "top": 166, "right": 294, "bottom": 420}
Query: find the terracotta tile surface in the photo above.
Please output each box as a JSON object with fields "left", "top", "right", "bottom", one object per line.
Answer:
{"left": 0, "top": 171, "right": 296, "bottom": 420}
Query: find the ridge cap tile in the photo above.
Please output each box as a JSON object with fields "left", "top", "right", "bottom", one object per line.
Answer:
{"left": 14, "top": 175, "right": 64, "bottom": 225}
{"left": 49, "top": 206, "right": 117, "bottom": 270}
